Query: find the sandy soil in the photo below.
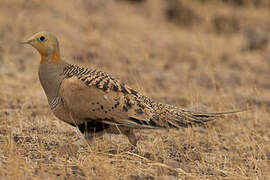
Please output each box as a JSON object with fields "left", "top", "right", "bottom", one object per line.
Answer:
{"left": 0, "top": 0, "right": 269, "bottom": 179}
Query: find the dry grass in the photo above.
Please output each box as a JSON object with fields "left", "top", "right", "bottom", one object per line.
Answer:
{"left": 0, "top": 0, "right": 270, "bottom": 179}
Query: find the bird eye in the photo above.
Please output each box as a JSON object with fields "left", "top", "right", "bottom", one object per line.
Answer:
{"left": 39, "top": 36, "right": 46, "bottom": 42}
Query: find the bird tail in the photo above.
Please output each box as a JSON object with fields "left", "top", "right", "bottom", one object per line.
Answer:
{"left": 150, "top": 105, "right": 246, "bottom": 128}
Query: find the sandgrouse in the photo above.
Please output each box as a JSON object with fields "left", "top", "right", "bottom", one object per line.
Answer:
{"left": 23, "top": 32, "right": 240, "bottom": 146}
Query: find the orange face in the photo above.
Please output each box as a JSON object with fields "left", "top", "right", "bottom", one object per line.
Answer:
{"left": 23, "top": 32, "right": 61, "bottom": 63}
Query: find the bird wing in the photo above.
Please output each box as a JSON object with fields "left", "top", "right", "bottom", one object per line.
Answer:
{"left": 59, "top": 68, "right": 155, "bottom": 128}
{"left": 58, "top": 64, "right": 244, "bottom": 129}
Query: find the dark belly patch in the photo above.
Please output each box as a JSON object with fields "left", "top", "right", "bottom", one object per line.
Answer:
{"left": 69, "top": 121, "right": 110, "bottom": 134}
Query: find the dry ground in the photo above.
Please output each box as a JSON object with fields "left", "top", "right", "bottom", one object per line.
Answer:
{"left": 0, "top": 0, "right": 270, "bottom": 179}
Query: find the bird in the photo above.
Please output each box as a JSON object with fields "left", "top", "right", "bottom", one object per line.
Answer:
{"left": 23, "top": 32, "right": 243, "bottom": 146}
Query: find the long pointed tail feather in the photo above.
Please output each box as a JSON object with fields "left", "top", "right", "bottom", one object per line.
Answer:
{"left": 167, "top": 108, "right": 247, "bottom": 128}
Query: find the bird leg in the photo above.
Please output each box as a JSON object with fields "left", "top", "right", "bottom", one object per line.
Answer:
{"left": 121, "top": 128, "right": 137, "bottom": 146}
{"left": 84, "top": 131, "right": 105, "bottom": 145}
{"left": 105, "top": 125, "right": 138, "bottom": 146}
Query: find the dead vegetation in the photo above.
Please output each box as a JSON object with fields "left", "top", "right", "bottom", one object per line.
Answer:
{"left": 0, "top": 0, "right": 270, "bottom": 179}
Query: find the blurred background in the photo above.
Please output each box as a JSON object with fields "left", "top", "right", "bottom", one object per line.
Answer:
{"left": 0, "top": 0, "right": 270, "bottom": 179}
{"left": 2, "top": 0, "right": 270, "bottom": 109}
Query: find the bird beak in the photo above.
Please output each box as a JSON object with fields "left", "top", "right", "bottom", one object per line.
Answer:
{"left": 21, "top": 39, "right": 31, "bottom": 44}
{"left": 21, "top": 37, "right": 34, "bottom": 45}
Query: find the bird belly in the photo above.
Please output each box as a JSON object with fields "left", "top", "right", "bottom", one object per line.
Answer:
{"left": 52, "top": 102, "right": 85, "bottom": 125}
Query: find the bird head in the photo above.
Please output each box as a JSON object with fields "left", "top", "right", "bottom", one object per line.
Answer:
{"left": 23, "top": 32, "right": 61, "bottom": 63}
